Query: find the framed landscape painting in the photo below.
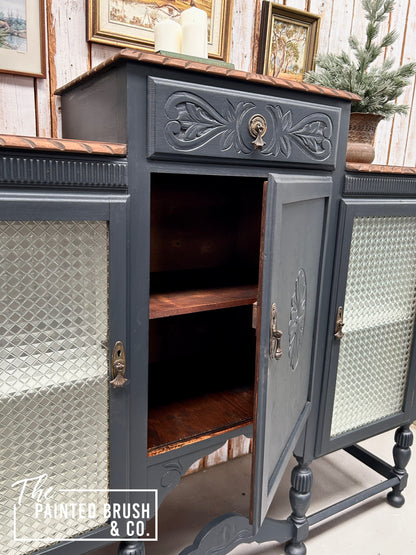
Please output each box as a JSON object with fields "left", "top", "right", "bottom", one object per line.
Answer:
{"left": 257, "top": 3, "right": 320, "bottom": 81}
{"left": 88, "top": 0, "right": 233, "bottom": 61}
{"left": 0, "top": 0, "right": 45, "bottom": 77}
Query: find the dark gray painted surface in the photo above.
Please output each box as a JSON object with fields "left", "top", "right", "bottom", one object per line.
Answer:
{"left": 316, "top": 198, "right": 416, "bottom": 457}
{"left": 0, "top": 191, "right": 129, "bottom": 553}
{"left": 0, "top": 152, "right": 128, "bottom": 190}
{"left": 12, "top": 55, "right": 408, "bottom": 554}
{"left": 252, "top": 174, "right": 331, "bottom": 531}
{"left": 147, "top": 77, "right": 341, "bottom": 168}
{"left": 344, "top": 173, "right": 416, "bottom": 197}
{"left": 61, "top": 65, "right": 128, "bottom": 143}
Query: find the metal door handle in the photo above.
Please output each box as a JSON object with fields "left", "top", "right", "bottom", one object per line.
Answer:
{"left": 110, "top": 341, "right": 128, "bottom": 388}
{"left": 334, "top": 306, "right": 344, "bottom": 340}
{"left": 270, "top": 303, "right": 283, "bottom": 360}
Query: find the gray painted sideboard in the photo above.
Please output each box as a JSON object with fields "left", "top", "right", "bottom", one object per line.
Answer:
{"left": 1, "top": 52, "right": 415, "bottom": 555}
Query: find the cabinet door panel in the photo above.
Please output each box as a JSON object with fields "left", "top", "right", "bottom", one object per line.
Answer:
{"left": 318, "top": 200, "right": 416, "bottom": 455}
{"left": 0, "top": 195, "right": 128, "bottom": 553}
{"left": 252, "top": 174, "right": 331, "bottom": 531}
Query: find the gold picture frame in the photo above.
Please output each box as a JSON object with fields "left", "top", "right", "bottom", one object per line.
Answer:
{"left": 0, "top": 0, "right": 45, "bottom": 78}
{"left": 87, "top": 0, "right": 233, "bottom": 61}
{"left": 257, "top": 3, "right": 320, "bottom": 81}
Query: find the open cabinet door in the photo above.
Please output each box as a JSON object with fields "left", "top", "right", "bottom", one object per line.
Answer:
{"left": 251, "top": 173, "right": 331, "bottom": 532}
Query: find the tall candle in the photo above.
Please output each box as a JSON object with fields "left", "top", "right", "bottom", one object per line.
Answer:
{"left": 180, "top": 3, "right": 208, "bottom": 58}
{"left": 154, "top": 18, "right": 181, "bottom": 54}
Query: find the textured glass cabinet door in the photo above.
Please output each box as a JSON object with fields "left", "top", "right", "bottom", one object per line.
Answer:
{"left": 0, "top": 198, "right": 127, "bottom": 554}
{"left": 321, "top": 201, "right": 416, "bottom": 452}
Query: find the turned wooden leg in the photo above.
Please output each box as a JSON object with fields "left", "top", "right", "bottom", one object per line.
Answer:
{"left": 285, "top": 459, "right": 313, "bottom": 555}
{"left": 118, "top": 541, "right": 145, "bottom": 555}
{"left": 387, "top": 425, "right": 413, "bottom": 508}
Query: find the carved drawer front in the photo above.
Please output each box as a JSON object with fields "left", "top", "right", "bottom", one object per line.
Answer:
{"left": 147, "top": 77, "right": 341, "bottom": 168}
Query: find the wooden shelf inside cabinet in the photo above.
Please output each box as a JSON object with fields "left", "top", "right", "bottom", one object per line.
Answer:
{"left": 149, "top": 284, "right": 258, "bottom": 319}
{"left": 147, "top": 386, "right": 254, "bottom": 455}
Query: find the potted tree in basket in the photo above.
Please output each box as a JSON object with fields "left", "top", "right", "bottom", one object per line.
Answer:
{"left": 304, "top": 0, "right": 416, "bottom": 163}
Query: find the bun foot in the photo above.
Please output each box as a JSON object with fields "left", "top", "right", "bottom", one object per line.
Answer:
{"left": 285, "top": 540, "right": 307, "bottom": 555}
{"left": 387, "top": 490, "right": 405, "bottom": 508}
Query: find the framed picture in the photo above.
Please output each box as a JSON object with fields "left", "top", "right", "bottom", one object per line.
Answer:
{"left": 87, "top": 0, "right": 233, "bottom": 61}
{"left": 257, "top": 3, "right": 320, "bottom": 81}
{"left": 0, "top": 0, "right": 45, "bottom": 77}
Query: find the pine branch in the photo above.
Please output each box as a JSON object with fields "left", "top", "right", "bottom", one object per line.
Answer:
{"left": 304, "top": 0, "right": 416, "bottom": 118}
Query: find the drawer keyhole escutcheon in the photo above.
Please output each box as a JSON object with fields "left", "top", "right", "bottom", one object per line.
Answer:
{"left": 270, "top": 303, "right": 283, "bottom": 360}
{"left": 110, "top": 340, "right": 128, "bottom": 388}
{"left": 249, "top": 114, "right": 267, "bottom": 150}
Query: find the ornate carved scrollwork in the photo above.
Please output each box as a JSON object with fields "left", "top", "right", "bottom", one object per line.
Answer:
{"left": 180, "top": 514, "right": 253, "bottom": 555}
{"left": 264, "top": 105, "right": 333, "bottom": 160}
{"left": 164, "top": 91, "right": 334, "bottom": 161}
{"left": 289, "top": 269, "right": 307, "bottom": 371}
{"left": 164, "top": 92, "right": 254, "bottom": 153}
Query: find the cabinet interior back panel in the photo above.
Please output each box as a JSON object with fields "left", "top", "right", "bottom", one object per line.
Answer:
{"left": 0, "top": 221, "right": 109, "bottom": 554}
{"left": 331, "top": 216, "right": 416, "bottom": 437}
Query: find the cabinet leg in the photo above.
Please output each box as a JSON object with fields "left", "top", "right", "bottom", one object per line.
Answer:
{"left": 387, "top": 425, "right": 413, "bottom": 508}
{"left": 284, "top": 459, "right": 313, "bottom": 555}
{"left": 118, "top": 541, "right": 145, "bottom": 555}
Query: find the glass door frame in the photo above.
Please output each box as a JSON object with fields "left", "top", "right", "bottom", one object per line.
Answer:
{"left": 0, "top": 191, "right": 130, "bottom": 552}
{"left": 316, "top": 199, "right": 416, "bottom": 457}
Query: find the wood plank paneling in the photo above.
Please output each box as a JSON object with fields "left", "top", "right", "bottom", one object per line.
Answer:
{"left": 229, "top": 0, "right": 257, "bottom": 72}
{"left": 327, "top": 0, "right": 355, "bottom": 54}
{"left": 47, "top": 0, "right": 91, "bottom": 136}
{"left": 0, "top": 76, "right": 36, "bottom": 135}
{"left": 374, "top": 0, "right": 410, "bottom": 164}
{"left": 91, "top": 44, "right": 121, "bottom": 67}
{"left": 204, "top": 443, "right": 229, "bottom": 468}
{"left": 387, "top": 0, "right": 415, "bottom": 166}
{"left": 229, "top": 435, "right": 253, "bottom": 459}
{"left": 285, "top": 0, "right": 309, "bottom": 10}
{"left": 309, "top": 0, "right": 333, "bottom": 59}
{"left": 35, "top": 3, "right": 52, "bottom": 136}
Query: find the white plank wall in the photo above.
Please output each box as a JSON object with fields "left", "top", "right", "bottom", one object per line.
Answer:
{"left": 0, "top": 0, "right": 415, "bottom": 468}
{"left": 1, "top": 0, "right": 414, "bottom": 161}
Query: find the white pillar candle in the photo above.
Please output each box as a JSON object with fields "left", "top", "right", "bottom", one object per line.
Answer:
{"left": 154, "top": 18, "right": 181, "bottom": 54}
{"left": 180, "top": 4, "right": 208, "bottom": 58}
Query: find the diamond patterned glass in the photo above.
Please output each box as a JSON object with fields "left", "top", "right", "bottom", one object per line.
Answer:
{"left": 0, "top": 221, "right": 109, "bottom": 554}
{"left": 331, "top": 216, "right": 416, "bottom": 438}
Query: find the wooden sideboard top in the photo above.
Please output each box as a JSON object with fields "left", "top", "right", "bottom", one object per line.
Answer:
{"left": 2, "top": 135, "right": 415, "bottom": 176}
{"left": 55, "top": 48, "right": 361, "bottom": 103}
{"left": 346, "top": 163, "right": 416, "bottom": 175}
{"left": 0, "top": 134, "right": 127, "bottom": 156}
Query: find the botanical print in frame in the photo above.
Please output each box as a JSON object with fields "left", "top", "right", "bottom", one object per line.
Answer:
{"left": 257, "top": 3, "right": 320, "bottom": 81}
{"left": 88, "top": 0, "right": 233, "bottom": 61}
{"left": 0, "top": 0, "right": 45, "bottom": 77}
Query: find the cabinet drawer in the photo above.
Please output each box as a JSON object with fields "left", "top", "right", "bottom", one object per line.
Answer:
{"left": 148, "top": 77, "right": 341, "bottom": 168}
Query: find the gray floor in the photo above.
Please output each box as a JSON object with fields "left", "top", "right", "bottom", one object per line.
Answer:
{"left": 95, "top": 428, "right": 416, "bottom": 555}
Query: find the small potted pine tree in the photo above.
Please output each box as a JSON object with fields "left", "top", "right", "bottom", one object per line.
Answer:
{"left": 304, "top": 0, "right": 416, "bottom": 163}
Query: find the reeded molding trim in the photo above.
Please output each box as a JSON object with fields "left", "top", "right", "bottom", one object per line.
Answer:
{"left": 0, "top": 155, "right": 128, "bottom": 189}
{"left": 395, "top": 426, "right": 414, "bottom": 449}
{"left": 344, "top": 173, "right": 416, "bottom": 196}
{"left": 346, "top": 163, "right": 416, "bottom": 175}
{"left": 291, "top": 464, "right": 313, "bottom": 493}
